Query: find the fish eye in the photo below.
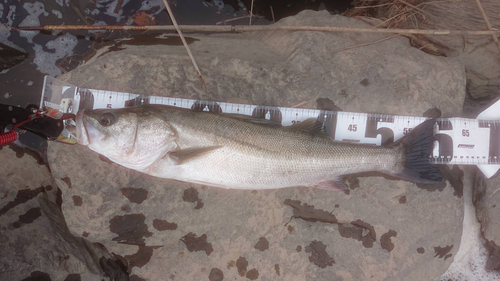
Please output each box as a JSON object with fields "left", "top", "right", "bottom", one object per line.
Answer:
{"left": 99, "top": 112, "right": 115, "bottom": 126}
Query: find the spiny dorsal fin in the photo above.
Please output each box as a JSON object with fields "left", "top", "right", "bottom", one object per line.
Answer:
{"left": 169, "top": 146, "right": 223, "bottom": 165}
{"left": 289, "top": 118, "right": 326, "bottom": 135}
{"left": 223, "top": 113, "right": 282, "bottom": 127}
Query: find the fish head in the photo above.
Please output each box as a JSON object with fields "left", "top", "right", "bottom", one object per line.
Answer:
{"left": 75, "top": 107, "right": 177, "bottom": 170}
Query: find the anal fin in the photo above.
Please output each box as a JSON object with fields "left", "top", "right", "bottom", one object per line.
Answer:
{"left": 312, "top": 179, "right": 347, "bottom": 192}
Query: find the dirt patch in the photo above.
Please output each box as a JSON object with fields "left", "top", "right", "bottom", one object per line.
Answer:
{"left": 109, "top": 213, "right": 152, "bottom": 244}
{"left": 209, "top": 268, "right": 224, "bottom": 281}
{"left": 13, "top": 207, "right": 42, "bottom": 228}
{"left": 125, "top": 245, "right": 161, "bottom": 269}
{"left": 434, "top": 245, "right": 453, "bottom": 259}
{"left": 254, "top": 237, "right": 269, "bottom": 251}
{"left": 152, "top": 219, "right": 177, "bottom": 231}
{"left": 338, "top": 219, "right": 377, "bottom": 248}
{"left": 380, "top": 230, "right": 398, "bottom": 252}
{"left": 72, "top": 195, "right": 83, "bottom": 206}
{"left": 182, "top": 187, "right": 204, "bottom": 209}
{"left": 236, "top": 256, "right": 248, "bottom": 277}
{"left": 180, "top": 232, "right": 213, "bottom": 256}
{"left": 121, "top": 188, "right": 148, "bottom": 204}
{"left": 0, "top": 186, "right": 45, "bottom": 216}
{"left": 305, "top": 240, "right": 335, "bottom": 268}
{"left": 246, "top": 268, "right": 259, "bottom": 280}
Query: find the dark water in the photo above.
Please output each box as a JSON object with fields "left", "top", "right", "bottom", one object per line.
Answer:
{"left": 0, "top": 0, "right": 352, "bottom": 107}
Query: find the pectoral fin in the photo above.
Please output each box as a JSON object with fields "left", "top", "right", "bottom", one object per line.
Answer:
{"left": 313, "top": 179, "right": 348, "bottom": 192}
{"left": 169, "top": 146, "right": 223, "bottom": 165}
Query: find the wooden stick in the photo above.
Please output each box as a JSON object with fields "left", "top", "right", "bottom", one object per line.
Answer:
{"left": 161, "top": 0, "right": 208, "bottom": 91}
{"left": 249, "top": 0, "right": 255, "bottom": 25}
{"left": 216, "top": 15, "right": 252, "bottom": 25}
{"left": 70, "top": 4, "right": 91, "bottom": 26}
{"left": 330, "top": 34, "right": 400, "bottom": 54}
{"left": 270, "top": 6, "right": 275, "bottom": 23}
{"left": 12, "top": 24, "right": 500, "bottom": 36}
{"left": 355, "top": 3, "right": 391, "bottom": 9}
{"left": 473, "top": 0, "right": 500, "bottom": 53}
{"left": 114, "top": 0, "right": 124, "bottom": 14}
{"left": 462, "top": 35, "right": 468, "bottom": 52}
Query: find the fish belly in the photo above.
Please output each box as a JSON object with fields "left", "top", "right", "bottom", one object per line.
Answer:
{"left": 148, "top": 145, "right": 399, "bottom": 190}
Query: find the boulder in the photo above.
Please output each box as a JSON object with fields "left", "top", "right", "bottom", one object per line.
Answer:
{"left": 48, "top": 11, "right": 465, "bottom": 280}
{"left": 474, "top": 170, "right": 500, "bottom": 272}
{"left": 0, "top": 145, "right": 127, "bottom": 281}
{"left": 48, "top": 141, "right": 465, "bottom": 281}
{"left": 411, "top": 0, "right": 500, "bottom": 100}
{"left": 438, "top": 167, "right": 500, "bottom": 280}
{"left": 62, "top": 11, "right": 465, "bottom": 117}
{"left": 347, "top": 0, "right": 500, "bottom": 100}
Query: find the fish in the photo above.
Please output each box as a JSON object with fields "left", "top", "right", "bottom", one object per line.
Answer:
{"left": 75, "top": 104, "right": 442, "bottom": 190}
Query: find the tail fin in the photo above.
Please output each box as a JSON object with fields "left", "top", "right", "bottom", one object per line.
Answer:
{"left": 394, "top": 119, "right": 443, "bottom": 183}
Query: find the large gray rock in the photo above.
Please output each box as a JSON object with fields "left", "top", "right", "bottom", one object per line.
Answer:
{"left": 48, "top": 142, "right": 464, "bottom": 281}
{"left": 353, "top": 0, "right": 500, "bottom": 100}
{"left": 48, "top": 10, "right": 466, "bottom": 280}
{"left": 414, "top": 0, "right": 500, "bottom": 100}
{"left": 474, "top": 171, "right": 500, "bottom": 271}
{"left": 437, "top": 167, "right": 500, "bottom": 280}
{"left": 63, "top": 11, "right": 465, "bottom": 117}
{"left": 0, "top": 145, "right": 127, "bottom": 281}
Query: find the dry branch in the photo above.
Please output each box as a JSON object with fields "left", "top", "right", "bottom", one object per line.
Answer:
{"left": 12, "top": 24, "right": 500, "bottom": 35}
{"left": 249, "top": 0, "right": 255, "bottom": 25}
{"left": 330, "top": 34, "right": 400, "bottom": 54}
{"left": 161, "top": 0, "right": 208, "bottom": 91}
{"left": 473, "top": 0, "right": 500, "bottom": 54}
{"left": 216, "top": 15, "right": 251, "bottom": 25}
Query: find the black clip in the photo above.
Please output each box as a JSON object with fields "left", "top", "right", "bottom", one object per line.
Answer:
{"left": 0, "top": 104, "right": 67, "bottom": 141}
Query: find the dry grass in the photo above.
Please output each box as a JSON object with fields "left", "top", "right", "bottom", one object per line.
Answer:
{"left": 346, "top": 0, "right": 500, "bottom": 54}
{"left": 346, "top": 0, "right": 431, "bottom": 28}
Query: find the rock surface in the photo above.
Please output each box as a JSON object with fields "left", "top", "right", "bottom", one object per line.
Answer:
{"left": 48, "top": 141, "right": 464, "bottom": 281}
{"left": 44, "top": 10, "right": 467, "bottom": 280}
{"left": 474, "top": 170, "right": 500, "bottom": 272}
{"left": 357, "top": 0, "right": 500, "bottom": 100}
{"left": 62, "top": 11, "right": 465, "bottom": 117}
{"left": 0, "top": 145, "right": 127, "bottom": 281}
{"left": 414, "top": 0, "right": 500, "bottom": 100}
{"left": 438, "top": 167, "right": 500, "bottom": 280}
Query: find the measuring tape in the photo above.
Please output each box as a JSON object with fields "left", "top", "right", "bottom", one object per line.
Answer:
{"left": 40, "top": 76, "right": 500, "bottom": 178}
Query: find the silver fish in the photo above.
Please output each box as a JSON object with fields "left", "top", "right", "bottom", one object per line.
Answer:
{"left": 75, "top": 105, "right": 442, "bottom": 190}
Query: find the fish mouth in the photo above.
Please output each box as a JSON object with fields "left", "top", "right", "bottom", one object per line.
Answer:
{"left": 76, "top": 110, "right": 101, "bottom": 145}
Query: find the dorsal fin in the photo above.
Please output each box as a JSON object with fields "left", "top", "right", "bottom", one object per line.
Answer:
{"left": 223, "top": 113, "right": 282, "bottom": 127}
{"left": 289, "top": 118, "right": 326, "bottom": 135}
